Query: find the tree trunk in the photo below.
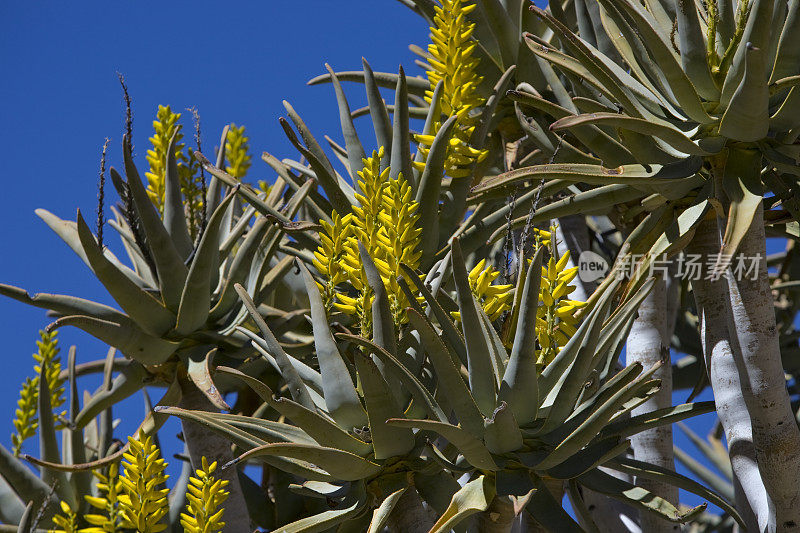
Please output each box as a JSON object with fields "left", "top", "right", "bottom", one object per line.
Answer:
{"left": 479, "top": 495, "right": 516, "bottom": 533}
{"left": 521, "top": 478, "right": 565, "bottom": 532}
{"left": 626, "top": 276, "right": 679, "bottom": 532}
{"left": 559, "top": 216, "right": 640, "bottom": 532}
{"left": 387, "top": 486, "right": 435, "bottom": 533}
{"left": 577, "top": 473, "right": 641, "bottom": 533}
{"left": 690, "top": 217, "right": 768, "bottom": 532}
{"left": 178, "top": 374, "right": 250, "bottom": 533}
{"left": 725, "top": 203, "right": 800, "bottom": 531}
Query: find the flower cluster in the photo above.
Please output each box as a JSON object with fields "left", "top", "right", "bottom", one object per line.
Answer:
{"left": 180, "top": 457, "right": 230, "bottom": 533}
{"left": 146, "top": 105, "right": 187, "bottom": 212}
{"left": 52, "top": 434, "right": 229, "bottom": 533}
{"left": 378, "top": 173, "right": 423, "bottom": 320}
{"left": 315, "top": 147, "right": 421, "bottom": 330}
{"left": 537, "top": 246, "right": 586, "bottom": 366}
{"left": 145, "top": 105, "right": 206, "bottom": 237}
{"left": 117, "top": 432, "right": 171, "bottom": 532}
{"left": 451, "top": 259, "right": 514, "bottom": 322}
{"left": 313, "top": 211, "right": 354, "bottom": 310}
{"left": 225, "top": 123, "right": 252, "bottom": 179}
{"left": 11, "top": 377, "right": 37, "bottom": 457}
{"left": 416, "top": 0, "right": 487, "bottom": 178}
{"left": 11, "top": 329, "right": 65, "bottom": 456}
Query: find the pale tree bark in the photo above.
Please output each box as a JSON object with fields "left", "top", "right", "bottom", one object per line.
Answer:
{"left": 387, "top": 486, "right": 435, "bottom": 533}
{"left": 577, "top": 265, "right": 678, "bottom": 533}
{"left": 665, "top": 261, "right": 680, "bottom": 345}
{"left": 725, "top": 204, "right": 800, "bottom": 531}
{"left": 559, "top": 216, "right": 640, "bottom": 532}
{"left": 626, "top": 276, "right": 679, "bottom": 532}
{"left": 690, "top": 218, "right": 768, "bottom": 532}
{"left": 178, "top": 375, "right": 251, "bottom": 532}
{"left": 575, "top": 470, "right": 642, "bottom": 533}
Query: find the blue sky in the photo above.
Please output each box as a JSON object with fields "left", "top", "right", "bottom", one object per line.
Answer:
{"left": 0, "top": 0, "right": 736, "bottom": 522}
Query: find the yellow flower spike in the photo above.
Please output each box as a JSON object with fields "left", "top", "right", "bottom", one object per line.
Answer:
{"left": 118, "top": 431, "right": 170, "bottom": 533}
{"left": 12, "top": 330, "right": 66, "bottom": 456}
{"left": 11, "top": 377, "right": 37, "bottom": 457}
{"left": 378, "top": 173, "right": 422, "bottom": 322}
{"left": 144, "top": 105, "right": 205, "bottom": 237}
{"left": 225, "top": 124, "right": 252, "bottom": 179}
{"left": 452, "top": 262, "right": 514, "bottom": 322}
{"left": 180, "top": 456, "right": 230, "bottom": 533}
{"left": 417, "top": 0, "right": 487, "bottom": 178}
{"left": 534, "top": 243, "right": 585, "bottom": 366}
{"left": 50, "top": 500, "right": 79, "bottom": 533}
{"left": 146, "top": 105, "right": 186, "bottom": 213}
{"left": 314, "top": 211, "right": 355, "bottom": 310}
{"left": 314, "top": 147, "right": 421, "bottom": 331}
{"left": 83, "top": 462, "right": 124, "bottom": 533}
{"left": 33, "top": 330, "right": 66, "bottom": 420}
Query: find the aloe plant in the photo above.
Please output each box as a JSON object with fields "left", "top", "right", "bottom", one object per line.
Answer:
{"left": 397, "top": 0, "right": 800, "bottom": 530}
{"left": 3, "top": 0, "right": 800, "bottom": 530}
{"left": 160, "top": 50, "right": 723, "bottom": 527}
{"left": 0, "top": 104, "right": 323, "bottom": 529}
{"left": 153, "top": 234, "right": 734, "bottom": 531}
{"left": 466, "top": 0, "right": 800, "bottom": 527}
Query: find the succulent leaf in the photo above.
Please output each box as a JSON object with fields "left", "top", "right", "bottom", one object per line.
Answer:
{"left": 299, "top": 262, "right": 368, "bottom": 429}
{"left": 451, "top": 239, "right": 498, "bottom": 416}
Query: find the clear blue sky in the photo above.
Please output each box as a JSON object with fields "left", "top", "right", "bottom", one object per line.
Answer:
{"left": 0, "top": 0, "right": 732, "bottom": 520}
